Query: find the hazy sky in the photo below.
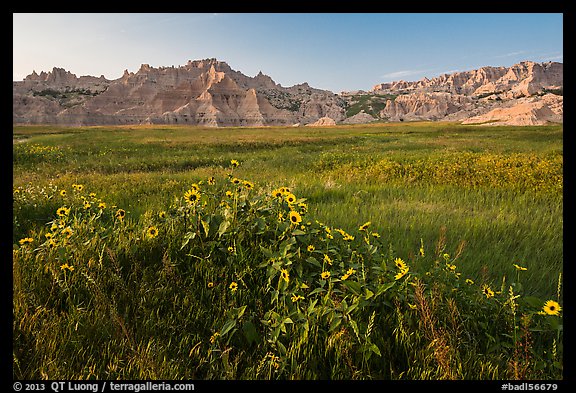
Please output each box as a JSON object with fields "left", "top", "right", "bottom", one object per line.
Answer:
{"left": 13, "top": 13, "right": 563, "bottom": 92}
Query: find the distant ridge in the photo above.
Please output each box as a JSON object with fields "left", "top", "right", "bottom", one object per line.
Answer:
{"left": 13, "top": 59, "right": 562, "bottom": 127}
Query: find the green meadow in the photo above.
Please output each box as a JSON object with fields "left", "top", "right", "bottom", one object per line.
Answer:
{"left": 13, "top": 122, "right": 563, "bottom": 379}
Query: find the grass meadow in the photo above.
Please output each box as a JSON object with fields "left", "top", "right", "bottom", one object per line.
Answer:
{"left": 12, "top": 122, "right": 563, "bottom": 380}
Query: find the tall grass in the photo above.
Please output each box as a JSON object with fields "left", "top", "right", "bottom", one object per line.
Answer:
{"left": 13, "top": 122, "right": 563, "bottom": 379}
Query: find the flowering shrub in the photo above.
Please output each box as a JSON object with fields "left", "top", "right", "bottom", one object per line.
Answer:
{"left": 13, "top": 161, "right": 563, "bottom": 379}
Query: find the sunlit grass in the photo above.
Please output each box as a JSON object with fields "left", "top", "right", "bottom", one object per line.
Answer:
{"left": 13, "top": 122, "right": 563, "bottom": 379}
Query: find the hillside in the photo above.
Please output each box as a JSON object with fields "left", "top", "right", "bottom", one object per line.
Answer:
{"left": 13, "top": 59, "right": 347, "bottom": 127}
{"left": 13, "top": 59, "right": 562, "bottom": 127}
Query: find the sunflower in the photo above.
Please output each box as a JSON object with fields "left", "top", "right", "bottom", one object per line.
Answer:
{"left": 115, "top": 209, "right": 126, "bottom": 220}
{"left": 394, "top": 268, "right": 409, "bottom": 280}
{"left": 62, "top": 227, "right": 73, "bottom": 238}
{"left": 229, "top": 281, "right": 238, "bottom": 292}
{"left": 289, "top": 211, "right": 302, "bottom": 225}
{"left": 465, "top": 279, "right": 475, "bottom": 285}
{"left": 323, "top": 254, "right": 333, "bottom": 265}
{"left": 184, "top": 189, "right": 200, "bottom": 205}
{"left": 83, "top": 202, "right": 91, "bottom": 210}
{"left": 513, "top": 263, "right": 528, "bottom": 271}
{"left": 147, "top": 226, "right": 159, "bottom": 239}
{"left": 158, "top": 211, "right": 166, "bottom": 219}
{"left": 542, "top": 300, "right": 562, "bottom": 316}
{"left": 230, "top": 159, "right": 240, "bottom": 168}
{"left": 291, "top": 294, "right": 304, "bottom": 302}
{"left": 19, "top": 237, "right": 34, "bottom": 245}
{"left": 394, "top": 258, "right": 407, "bottom": 271}
{"left": 359, "top": 221, "right": 371, "bottom": 231}
{"left": 272, "top": 189, "right": 283, "bottom": 198}
{"left": 207, "top": 282, "right": 215, "bottom": 288}
{"left": 60, "top": 263, "right": 74, "bottom": 272}
{"left": 98, "top": 202, "right": 107, "bottom": 209}
{"left": 285, "top": 193, "right": 297, "bottom": 204}
{"left": 371, "top": 232, "right": 380, "bottom": 238}
{"left": 307, "top": 245, "right": 315, "bottom": 252}
{"left": 279, "top": 187, "right": 291, "bottom": 194}
{"left": 481, "top": 284, "right": 495, "bottom": 299}
{"left": 243, "top": 181, "right": 254, "bottom": 190}
{"left": 56, "top": 207, "right": 70, "bottom": 217}
{"left": 207, "top": 177, "right": 216, "bottom": 185}
{"left": 321, "top": 271, "right": 331, "bottom": 280}
{"left": 280, "top": 269, "right": 290, "bottom": 283}
{"left": 231, "top": 177, "right": 242, "bottom": 185}
{"left": 346, "top": 268, "right": 356, "bottom": 276}
{"left": 60, "top": 190, "right": 67, "bottom": 197}
{"left": 340, "top": 273, "right": 350, "bottom": 281}
{"left": 190, "top": 183, "right": 200, "bottom": 192}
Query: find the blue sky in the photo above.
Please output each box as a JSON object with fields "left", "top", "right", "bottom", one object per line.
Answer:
{"left": 13, "top": 13, "right": 563, "bottom": 93}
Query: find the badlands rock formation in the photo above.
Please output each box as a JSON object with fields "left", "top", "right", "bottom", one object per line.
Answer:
{"left": 13, "top": 59, "right": 346, "bottom": 127}
{"left": 461, "top": 94, "right": 563, "bottom": 126}
{"left": 369, "top": 61, "right": 562, "bottom": 125}
{"left": 305, "top": 116, "right": 337, "bottom": 126}
{"left": 13, "top": 59, "right": 562, "bottom": 127}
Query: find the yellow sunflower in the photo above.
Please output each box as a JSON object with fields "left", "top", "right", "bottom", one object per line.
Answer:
{"left": 289, "top": 211, "right": 302, "bottom": 225}
{"left": 115, "top": 209, "right": 126, "bottom": 220}
{"left": 481, "top": 284, "right": 495, "bottom": 299}
{"left": 184, "top": 189, "right": 200, "bottom": 205}
{"left": 542, "top": 300, "right": 562, "bottom": 316}
{"left": 56, "top": 207, "right": 70, "bottom": 217}
{"left": 280, "top": 269, "right": 290, "bottom": 283}
{"left": 285, "top": 193, "right": 297, "bottom": 204}
{"left": 394, "top": 258, "right": 407, "bottom": 271}
{"left": 147, "top": 226, "right": 159, "bottom": 239}
{"left": 359, "top": 221, "right": 371, "bottom": 231}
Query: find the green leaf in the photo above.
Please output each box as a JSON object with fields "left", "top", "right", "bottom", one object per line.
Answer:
{"left": 329, "top": 316, "right": 342, "bottom": 332}
{"left": 277, "top": 341, "right": 287, "bottom": 356}
{"left": 241, "top": 320, "right": 259, "bottom": 345}
{"left": 218, "top": 220, "right": 230, "bottom": 237}
{"left": 364, "top": 288, "right": 374, "bottom": 300}
{"left": 309, "top": 287, "right": 326, "bottom": 296}
{"left": 349, "top": 319, "right": 360, "bottom": 342}
{"left": 220, "top": 319, "right": 237, "bottom": 336}
{"left": 201, "top": 220, "right": 210, "bottom": 237}
{"left": 369, "top": 343, "right": 381, "bottom": 356}
{"left": 548, "top": 317, "right": 562, "bottom": 331}
{"left": 234, "top": 305, "right": 247, "bottom": 319}
{"left": 521, "top": 296, "right": 544, "bottom": 309}
{"left": 180, "top": 231, "right": 196, "bottom": 250}
{"left": 260, "top": 245, "right": 274, "bottom": 258}
{"left": 271, "top": 326, "right": 282, "bottom": 342}
{"left": 292, "top": 229, "right": 306, "bottom": 236}
{"left": 343, "top": 280, "right": 362, "bottom": 295}
{"left": 306, "top": 257, "right": 321, "bottom": 268}
{"left": 375, "top": 282, "right": 396, "bottom": 297}
{"left": 307, "top": 299, "right": 318, "bottom": 315}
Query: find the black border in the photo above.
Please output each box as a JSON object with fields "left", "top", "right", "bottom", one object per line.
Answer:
{"left": 9, "top": 3, "right": 571, "bottom": 389}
